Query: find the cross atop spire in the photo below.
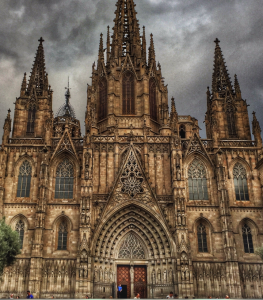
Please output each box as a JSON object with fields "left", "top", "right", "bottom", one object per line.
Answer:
{"left": 27, "top": 37, "right": 48, "bottom": 97}
{"left": 214, "top": 38, "right": 220, "bottom": 46}
{"left": 212, "top": 38, "right": 233, "bottom": 97}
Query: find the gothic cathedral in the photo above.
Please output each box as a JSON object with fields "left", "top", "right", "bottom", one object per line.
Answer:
{"left": 0, "top": 0, "right": 263, "bottom": 299}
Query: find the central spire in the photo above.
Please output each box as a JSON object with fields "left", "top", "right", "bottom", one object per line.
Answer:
{"left": 112, "top": 0, "right": 141, "bottom": 57}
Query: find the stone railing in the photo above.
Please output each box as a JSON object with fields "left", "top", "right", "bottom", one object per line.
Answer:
{"left": 8, "top": 138, "right": 44, "bottom": 146}
{"left": 220, "top": 140, "right": 256, "bottom": 147}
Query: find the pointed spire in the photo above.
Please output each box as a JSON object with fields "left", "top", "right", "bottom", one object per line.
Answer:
{"left": 112, "top": 0, "right": 141, "bottom": 57}
{"left": 107, "top": 26, "right": 111, "bottom": 63}
{"left": 171, "top": 97, "right": 176, "bottom": 114}
{"left": 20, "top": 72, "right": 27, "bottom": 96}
{"left": 142, "top": 26, "right": 147, "bottom": 63}
{"left": 252, "top": 111, "right": 262, "bottom": 146}
{"left": 234, "top": 74, "right": 241, "bottom": 98}
{"left": 148, "top": 33, "right": 156, "bottom": 64}
{"left": 2, "top": 109, "right": 11, "bottom": 145}
{"left": 212, "top": 38, "right": 233, "bottom": 97}
{"left": 99, "top": 33, "right": 104, "bottom": 60}
{"left": 27, "top": 37, "right": 48, "bottom": 97}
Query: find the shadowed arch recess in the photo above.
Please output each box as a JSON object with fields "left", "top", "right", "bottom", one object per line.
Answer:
{"left": 92, "top": 205, "right": 172, "bottom": 260}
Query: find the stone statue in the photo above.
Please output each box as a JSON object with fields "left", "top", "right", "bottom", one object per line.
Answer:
{"left": 152, "top": 269, "right": 156, "bottom": 284}
{"left": 163, "top": 269, "right": 167, "bottom": 283}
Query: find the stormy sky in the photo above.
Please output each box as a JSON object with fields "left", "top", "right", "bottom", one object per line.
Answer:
{"left": 0, "top": 0, "right": 262, "bottom": 139}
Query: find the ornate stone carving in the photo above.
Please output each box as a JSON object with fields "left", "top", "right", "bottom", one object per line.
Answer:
{"left": 118, "top": 233, "right": 145, "bottom": 259}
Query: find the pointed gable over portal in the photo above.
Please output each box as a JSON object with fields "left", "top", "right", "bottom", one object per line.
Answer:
{"left": 102, "top": 144, "right": 162, "bottom": 215}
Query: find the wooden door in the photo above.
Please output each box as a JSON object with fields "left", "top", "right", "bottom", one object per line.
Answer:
{"left": 134, "top": 266, "right": 147, "bottom": 298}
{"left": 117, "top": 265, "right": 131, "bottom": 298}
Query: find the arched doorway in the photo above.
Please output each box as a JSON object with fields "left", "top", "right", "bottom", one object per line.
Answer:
{"left": 117, "top": 233, "right": 147, "bottom": 298}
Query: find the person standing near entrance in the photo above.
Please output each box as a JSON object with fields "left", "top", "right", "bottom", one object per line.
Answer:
{"left": 134, "top": 293, "right": 140, "bottom": 299}
{"left": 166, "top": 291, "right": 174, "bottom": 299}
{"left": 117, "top": 284, "right": 122, "bottom": 298}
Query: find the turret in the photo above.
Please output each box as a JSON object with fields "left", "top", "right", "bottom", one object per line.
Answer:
{"left": 2, "top": 109, "right": 11, "bottom": 145}
{"left": 252, "top": 112, "right": 262, "bottom": 147}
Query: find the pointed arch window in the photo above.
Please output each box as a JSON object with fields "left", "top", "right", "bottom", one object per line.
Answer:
{"left": 122, "top": 71, "right": 135, "bottom": 115}
{"left": 197, "top": 223, "right": 208, "bottom": 252}
{"left": 179, "top": 124, "right": 186, "bottom": 138}
{"left": 188, "top": 159, "right": 208, "bottom": 200}
{"left": 99, "top": 78, "right": 107, "bottom": 121}
{"left": 226, "top": 105, "right": 237, "bottom": 138}
{"left": 57, "top": 221, "right": 68, "bottom": 250}
{"left": 15, "top": 220, "right": 25, "bottom": 249}
{"left": 55, "top": 159, "right": 74, "bottom": 199}
{"left": 17, "top": 160, "right": 32, "bottom": 198}
{"left": 27, "top": 105, "right": 36, "bottom": 134}
{"left": 233, "top": 163, "right": 249, "bottom": 201}
{"left": 149, "top": 78, "right": 157, "bottom": 121}
{"left": 242, "top": 224, "right": 254, "bottom": 253}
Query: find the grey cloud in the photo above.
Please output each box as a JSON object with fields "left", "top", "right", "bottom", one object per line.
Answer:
{"left": 0, "top": 0, "right": 263, "bottom": 139}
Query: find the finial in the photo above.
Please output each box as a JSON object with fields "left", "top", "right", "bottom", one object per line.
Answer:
{"left": 38, "top": 37, "right": 44, "bottom": 44}
{"left": 8, "top": 108, "right": 11, "bottom": 114}
{"left": 214, "top": 38, "right": 220, "bottom": 45}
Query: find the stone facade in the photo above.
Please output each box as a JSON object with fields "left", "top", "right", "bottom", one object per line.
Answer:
{"left": 1, "top": 0, "right": 263, "bottom": 299}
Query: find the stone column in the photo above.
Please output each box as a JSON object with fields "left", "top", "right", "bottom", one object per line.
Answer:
{"left": 130, "top": 265, "right": 134, "bottom": 298}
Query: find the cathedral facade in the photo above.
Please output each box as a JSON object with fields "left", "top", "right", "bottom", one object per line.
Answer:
{"left": 1, "top": 0, "right": 263, "bottom": 298}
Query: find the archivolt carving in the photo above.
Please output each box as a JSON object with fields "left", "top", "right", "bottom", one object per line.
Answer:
{"left": 93, "top": 205, "right": 172, "bottom": 259}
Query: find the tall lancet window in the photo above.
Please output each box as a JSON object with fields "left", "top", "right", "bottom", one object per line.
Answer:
{"left": 233, "top": 163, "right": 249, "bottom": 201}
{"left": 99, "top": 78, "right": 107, "bottom": 121}
{"left": 27, "top": 105, "right": 36, "bottom": 134}
{"left": 188, "top": 159, "right": 208, "bottom": 200}
{"left": 149, "top": 78, "right": 157, "bottom": 121}
{"left": 226, "top": 105, "right": 237, "bottom": 138}
{"left": 15, "top": 220, "right": 25, "bottom": 249}
{"left": 122, "top": 71, "right": 135, "bottom": 115}
{"left": 197, "top": 223, "right": 208, "bottom": 253}
{"left": 17, "top": 160, "right": 32, "bottom": 198}
{"left": 242, "top": 224, "right": 254, "bottom": 253}
{"left": 58, "top": 221, "right": 68, "bottom": 250}
{"left": 55, "top": 159, "right": 74, "bottom": 199}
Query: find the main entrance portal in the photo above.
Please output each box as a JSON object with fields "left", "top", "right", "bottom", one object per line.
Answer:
{"left": 117, "top": 265, "right": 147, "bottom": 298}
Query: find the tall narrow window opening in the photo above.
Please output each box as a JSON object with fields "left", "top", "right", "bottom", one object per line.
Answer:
{"left": 233, "top": 163, "right": 249, "bottom": 201}
{"left": 122, "top": 72, "right": 135, "bottom": 115}
{"left": 27, "top": 106, "right": 36, "bottom": 134}
{"left": 226, "top": 105, "right": 237, "bottom": 137}
{"left": 15, "top": 220, "right": 25, "bottom": 249}
{"left": 17, "top": 160, "right": 32, "bottom": 198}
{"left": 58, "top": 221, "right": 68, "bottom": 250}
{"left": 55, "top": 159, "right": 74, "bottom": 199}
{"left": 99, "top": 78, "right": 107, "bottom": 121}
{"left": 197, "top": 223, "right": 208, "bottom": 252}
{"left": 179, "top": 124, "right": 186, "bottom": 138}
{"left": 242, "top": 224, "right": 254, "bottom": 253}
{"left": 149, "top": 78, "right": 157, "bottom": 121}
{"left": 188, "top": 159, "right": 208, "bottom": 200}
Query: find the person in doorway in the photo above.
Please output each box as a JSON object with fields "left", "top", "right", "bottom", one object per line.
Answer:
{"left": 9, "top": 294, "right": 14, "bottom": 299}
{"left": 117, "top": 284, "right": 122, "bottom": 298}
{"left": 26, "top": 291, "right": 34, "bottom": 299}
{"left": 166, "top": 291, "right": 174, "bottom": 299}
{"left": 134, "top": 293, "right": 140, "bottom": 299}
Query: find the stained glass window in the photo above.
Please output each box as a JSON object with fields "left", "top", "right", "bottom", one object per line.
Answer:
{"left": 55, "top": 159, "right": 74, "bottom": 199}
{"left": 122, "top": 72, "right": 135, "bottom": 115}
{"left": 233, "top": 163, "right": 249, "bottom": 201}
{"left": 99, "top": 78, "right": 107, "bottom": 121}
{"left": 226, "top": 105, "right": 237, "bottom": 138}
{"left": 179, "top": 124, "right": 186, "bottom": 138}
{"left": 149, "top": 78, "right": 157, "bottom": 121}
{"left": 197, "top": 223, "right": 208, "bottom": 252}
{"left": 118, "top": 233, "right": 145, "bottom": 259}
{"left": 15, "top": 220, "right": 25, "bottom": 249}
{"left": 58, "top": 221, "right": 68, "bottom": 250}
{"left": 188, "top": 159, "right": 208, "bottom": 200}
{"left": 242, "top": 224, "right": 253, "bottom": 253}
{"left": 17, "top": 160, "right": 32, "bottom": 198}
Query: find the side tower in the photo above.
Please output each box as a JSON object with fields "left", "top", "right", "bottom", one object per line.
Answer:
{"left": 13, "top": 38, "right": 53, "bottom": 139}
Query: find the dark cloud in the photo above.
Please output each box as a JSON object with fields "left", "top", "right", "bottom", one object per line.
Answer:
{"left": 0, "top": 0, "right": 262, "bottom": 139}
